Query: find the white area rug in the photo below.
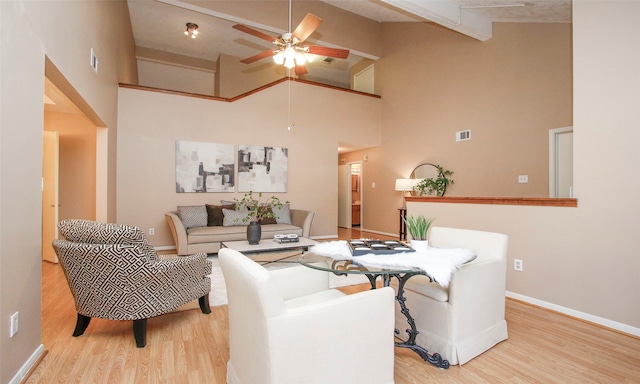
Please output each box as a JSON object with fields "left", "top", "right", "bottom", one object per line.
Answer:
{"left": 179, "top": 256, "right": 370, "bottom": 310}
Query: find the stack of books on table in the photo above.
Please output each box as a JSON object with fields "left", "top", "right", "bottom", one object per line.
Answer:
{"left": 273, "top": 234, "right": 300, "bottom": 243}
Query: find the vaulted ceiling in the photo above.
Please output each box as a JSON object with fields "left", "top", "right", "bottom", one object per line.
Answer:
{"left": 45, "top": 1, "right": 571, "bottom": 112}
{"left": 127, "top": 0, "right": 571, "bottom": 85}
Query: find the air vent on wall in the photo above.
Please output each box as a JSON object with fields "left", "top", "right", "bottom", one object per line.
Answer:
{"left": 456, "top": 130, "right": 471, "bottom": 142}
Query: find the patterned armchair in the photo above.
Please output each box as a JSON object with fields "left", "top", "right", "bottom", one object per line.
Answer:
{"left": 52, "top": 219, "right": 212, "bottom": 348}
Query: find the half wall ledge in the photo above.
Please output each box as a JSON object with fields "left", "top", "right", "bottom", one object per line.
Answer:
{"left": 405, "top": 196, "right": 578, "bottom": 207}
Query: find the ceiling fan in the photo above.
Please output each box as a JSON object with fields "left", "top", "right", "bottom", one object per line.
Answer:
{"left": 232, "top": 1, "right": 349, "bottom": 76}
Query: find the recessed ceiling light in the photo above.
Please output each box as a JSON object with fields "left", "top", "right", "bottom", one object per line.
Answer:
{"left": 184, "top": 22, "right": 199, "bottom": 39}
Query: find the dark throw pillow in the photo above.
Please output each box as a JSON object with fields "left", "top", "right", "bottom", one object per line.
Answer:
{"left": 258, "top": 206, "right": 277, "bottom": 225}
{"left": 206, "top": 204, "right": 234, "bottom": 226}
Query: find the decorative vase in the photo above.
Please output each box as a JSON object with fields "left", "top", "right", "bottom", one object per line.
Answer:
{"left": 410, "top": 239, "right": 429, "bottom": 253}
{"left": 247, "top": 221, "right": 261, "bottom": 245}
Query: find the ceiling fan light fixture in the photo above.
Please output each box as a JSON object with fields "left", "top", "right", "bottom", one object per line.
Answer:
{"left": 284, "top": 46, "right": 296, "bottom": 60}
{"left": 185, "top": 22, "right": 199, "bottom": 39}
{"left": 284, "top": 56, "right": 296, "bottom": 69}
{"left": 233, "top": 1, "right": 349, "bottom": 74}
{"left": 273, "top": 51, "right": 285, "bottom": 65}
{"left": 296, "top": 51, "right": 307, "bottom": 65}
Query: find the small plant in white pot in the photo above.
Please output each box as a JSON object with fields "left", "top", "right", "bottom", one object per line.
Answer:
{"left": 404, "top": 215, "right": 435, "bottom": 252}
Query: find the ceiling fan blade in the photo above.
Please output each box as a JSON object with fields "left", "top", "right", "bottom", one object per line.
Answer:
{"left": 233, "top": 24, "right": 276, "bottom": 43}
{"left": 292, "top": 13, "right": 323, "bottom": 43}
{"left": 306, "top": 45, "right": 350, "bottom": 59}
{"left": 295, "top": 63, "right": 308, "bottom": 76}
{"left": 240, "top": 50, "right": 276, "bottom": 64}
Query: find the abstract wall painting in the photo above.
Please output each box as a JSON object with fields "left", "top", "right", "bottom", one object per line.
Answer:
{"left": 175, "top": 140, "right": 235, "bottom": 193}
{"left": 237, "top": 145, "right": 288, "bottom": 192}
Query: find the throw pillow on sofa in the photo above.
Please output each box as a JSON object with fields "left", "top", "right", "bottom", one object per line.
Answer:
{"left": 178, "top": 205, "right": 208, "bottom": 229}
{"left": 222, "top": 208, "right": 250, "bottom": 226}
{"left": 258, "top": 206, "right": 277, "bottom": 225}
{"left": 206, "top": 204, "right": 235, "bottom": 226}
{"left": 271, "top": 204, "right": 292, "bottom": 225}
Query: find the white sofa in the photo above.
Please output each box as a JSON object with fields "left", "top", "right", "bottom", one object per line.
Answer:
{"left": 394, "top": 226, "right": 509, "bottom": 365}
{"left": 219, "top": 248, "right": 396, "bottom": 384}
{"left": 165, "top": 209, "right": 314, "bottom": 255}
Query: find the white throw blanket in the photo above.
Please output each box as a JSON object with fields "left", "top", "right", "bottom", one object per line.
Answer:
{"left": 309, "top": 241, "right": 476, "bottom": 288}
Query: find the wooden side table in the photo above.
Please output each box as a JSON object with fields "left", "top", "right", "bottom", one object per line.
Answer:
{"left": 398, "top": 207, "right": 407, "bottom": 241}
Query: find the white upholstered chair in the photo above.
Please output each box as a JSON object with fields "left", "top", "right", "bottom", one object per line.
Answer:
{"left": 218, "top": 248, "right": 396, "bottom": 384}
{"left": 394, "top": 226, "right": 509, "bottom": 365}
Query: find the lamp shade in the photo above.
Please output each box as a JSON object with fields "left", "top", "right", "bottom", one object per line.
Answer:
{"left": 395, "top": 178, "right": 417, "bottom": 191}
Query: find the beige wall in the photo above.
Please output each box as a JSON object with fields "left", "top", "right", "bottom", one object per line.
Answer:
{"left": 0, "top": 0, "right": 135, "bottom": 381}
{"left": 347, "top": 22, "right": 573, "bottom": 237}
{"left": 135, "top": 43, "right": 216, "bottom": 95}
{"left": 407, "top": 2, "right": 640, "bottom": 333}
{"left": 44, "top": 112, "right": 97, "bottom": 221}
{"left": 116, "top": 81, "right": 381, "bottom": 247}
{"left": 137, "top": 60, "right": 216, "bottom": 96}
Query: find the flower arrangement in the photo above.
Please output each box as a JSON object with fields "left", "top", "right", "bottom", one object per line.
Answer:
{"left": 234, "top": 191, "right": 287, "bottom": 223}
{"left": 403, "top": 215, "right": 435, "bottom": 241}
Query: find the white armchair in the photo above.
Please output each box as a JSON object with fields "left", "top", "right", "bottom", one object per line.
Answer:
{"left": 218, "top": 248, "right": 396, "bottom": 384}
{"left": 394, "top": 226, "right": 509, "bottom": 365}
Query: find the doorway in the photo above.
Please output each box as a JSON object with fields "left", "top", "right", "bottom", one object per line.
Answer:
{"left": 338, "top": 162, "right": 362, "bottom": 229}
{"left": 353, "top": 64, "right": 374, "bottom": 94}
{"left": 42, "top": 131, "right": 59, "bottom": 263}
{"left": 42, "top": 73, "right": 101, "bottom": 261}
{"left": 549, "top": 126, "right": 574, "bottom": 198}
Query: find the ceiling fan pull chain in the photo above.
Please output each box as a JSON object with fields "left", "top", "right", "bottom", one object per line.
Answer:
{"left": 288, "top": 0, "right": 292, "bottom": 33}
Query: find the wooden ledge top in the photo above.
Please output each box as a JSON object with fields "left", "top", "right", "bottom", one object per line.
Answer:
{"left": 119, "top": 77, "right": 380, "bottom": 103}
{"left": 405, "top": 196, "right": 578, "bottom": 207}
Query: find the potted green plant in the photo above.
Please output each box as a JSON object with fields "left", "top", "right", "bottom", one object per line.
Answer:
{"left": 404, "top": 215, "right": 435, "bottom": 252}
{"left": 234, "top": 191, "right": 287, "bottom": 244}
{"left": 414, "top": 165, "right": 454, "bottom": 197}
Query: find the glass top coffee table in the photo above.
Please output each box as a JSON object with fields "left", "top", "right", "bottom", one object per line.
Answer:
{"left": 299, "top": 252, "right": 451, "bottom": 369}
{"left": 221, "top": 237, "right": 318, "bottom": 264}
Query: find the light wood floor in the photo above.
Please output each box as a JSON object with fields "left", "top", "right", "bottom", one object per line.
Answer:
{"left": 27, "top": 228, "right": 640, "bottom": 383}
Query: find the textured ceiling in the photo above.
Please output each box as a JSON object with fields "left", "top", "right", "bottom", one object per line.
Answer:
{"left": 323, "top": 0, "right": 571, "bottom": 23}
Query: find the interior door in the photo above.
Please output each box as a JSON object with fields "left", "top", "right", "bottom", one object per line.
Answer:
{"left": 42, "top": 131, "right": 59, "bottom": 263}
{"left": 556, "top": 131, "right": 574, "bottom": 197}
{"left": 337, "top": 164, "right": 351, "bottom": 228}
{"left": 549, "top": 127, "right": 574, "bottom": 198}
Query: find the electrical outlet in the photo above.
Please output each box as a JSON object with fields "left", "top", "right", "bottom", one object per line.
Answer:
{"left": 518, "top": 175, "right": 528, "bottom": 183}
{"left": 10, "top": 312, "right": 19, "bottom": 337}
{"left": 149, "top": 228, "right": 155, "bottom": 236}
{"left": 514, "top": 259, "right": 523, "bottom": 272}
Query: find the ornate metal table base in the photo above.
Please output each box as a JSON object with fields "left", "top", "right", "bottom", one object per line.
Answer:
{"left": 369, "top": 272, "right": 450, "bottom": 369}
{"left": 316, "top": 257, "right": 451, "bottom": 369}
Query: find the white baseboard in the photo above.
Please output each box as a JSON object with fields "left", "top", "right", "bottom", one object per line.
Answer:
{"left": 9, "top": 344, "right": 44, "bottom": 384}
{"left": 360, "top": 228, "right": 398, "bottom": 239}
{"left": 311, "top": 235, "right": 337, "bottom": 240}
{"left": 506, "top": 291, "right": 640, "bottom": 337}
